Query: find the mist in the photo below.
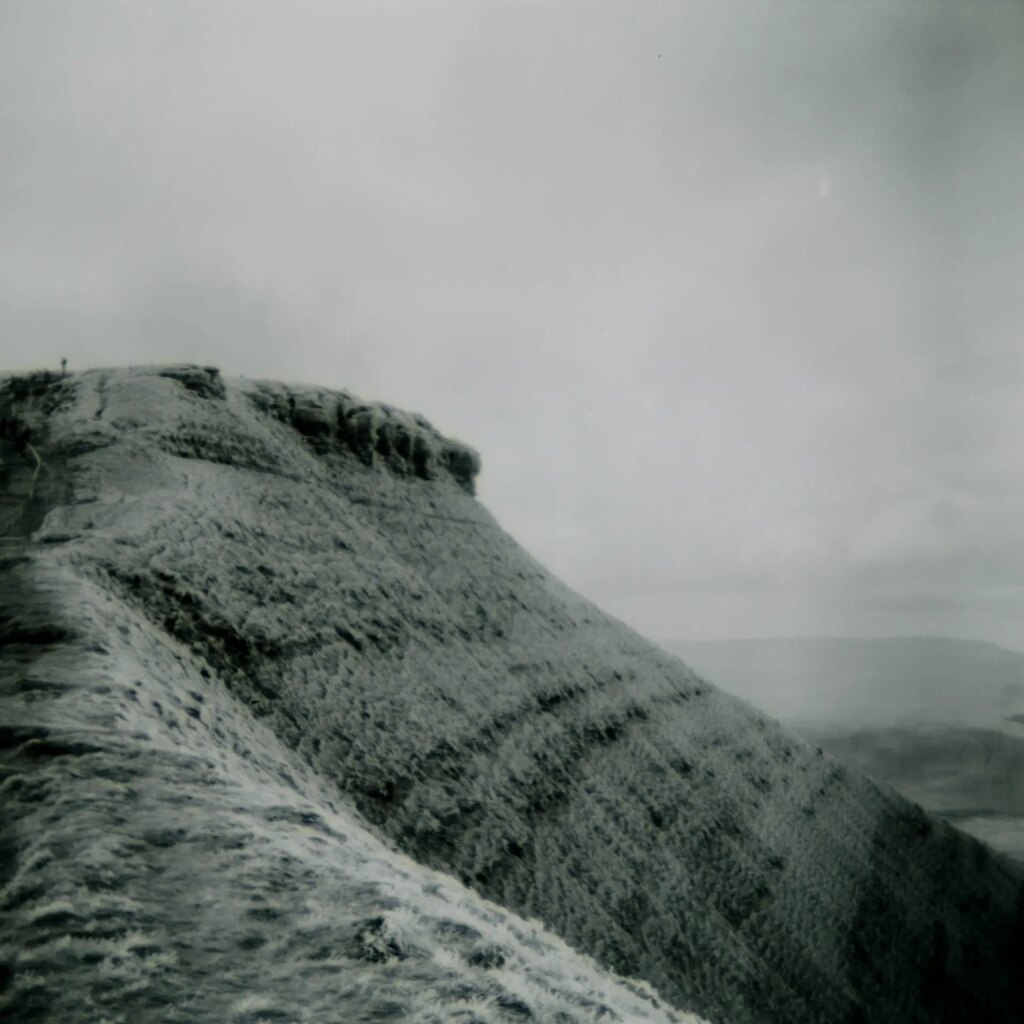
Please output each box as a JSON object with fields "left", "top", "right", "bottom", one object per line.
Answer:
{"left": 2, "top": 0, "right": 1022, "bottom": 648}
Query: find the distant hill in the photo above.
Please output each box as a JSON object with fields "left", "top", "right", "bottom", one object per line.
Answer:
{"left": 663, "top": 637, "right": 1024, "bottom": 731}
{"left": 665, "top": 637, "right": 1024, "bottom": 861}
{"left": 2, "top": 368, "right": 1022, "bottom": 1024}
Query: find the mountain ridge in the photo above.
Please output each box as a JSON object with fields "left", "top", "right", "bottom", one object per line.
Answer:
{"left": 2, "top": 366, "right": 1022, "bottom": 1023}
{"left": 669, "top": 635, "right": 1023, "bottom": 655}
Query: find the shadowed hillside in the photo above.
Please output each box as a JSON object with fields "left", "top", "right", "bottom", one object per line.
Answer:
{"left": 2, "top": 367, "right": 1022, "bottom": 1024}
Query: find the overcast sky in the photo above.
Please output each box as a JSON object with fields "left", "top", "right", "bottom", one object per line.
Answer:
{"left": 2, "top": 1, "right": 1023, "bottom": 649}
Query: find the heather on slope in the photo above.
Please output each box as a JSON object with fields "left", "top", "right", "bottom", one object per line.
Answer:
{"left": 3, "top": 367, "right": 1023, "bottom": 1024}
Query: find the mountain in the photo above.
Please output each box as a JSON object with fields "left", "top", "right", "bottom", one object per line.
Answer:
{"left": 667, "top": 638, "right": 1024, "bottom": 862}
{"left": 2, "top": 366, "right": 1022, "bottom": 1024}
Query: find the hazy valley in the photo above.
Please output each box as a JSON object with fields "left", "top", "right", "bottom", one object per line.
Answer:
{"left": 667, "top": 637, "right": 1024, "bottom": 862}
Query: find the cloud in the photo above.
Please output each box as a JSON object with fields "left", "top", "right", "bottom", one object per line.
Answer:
{"left": 2, "top": 0, "right": 1023, "bottom": 647}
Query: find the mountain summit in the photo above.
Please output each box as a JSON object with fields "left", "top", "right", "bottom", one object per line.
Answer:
{"left": 2, "top": 366, "right": 1022, "bottom": 1024}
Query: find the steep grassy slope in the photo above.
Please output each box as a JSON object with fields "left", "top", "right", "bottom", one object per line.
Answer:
{"left": 2, "top": 367, "right": 1023, "bottom": 1024}
{"left": 0, "top": 373, "right": 706, "bottom": 1023}
{"left": 0, "top": 559, "right": 705, "bottom": 1024}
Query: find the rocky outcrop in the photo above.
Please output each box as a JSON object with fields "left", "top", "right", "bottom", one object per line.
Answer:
{"left": 158, "top": 364, "right": 227, "bottom": 400}
{"left": 247, "top": 379, "right": 481, "bottom": 493}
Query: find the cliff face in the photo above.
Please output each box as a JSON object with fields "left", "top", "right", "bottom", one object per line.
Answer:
{"left": 2, "top": 366, "right": 1022, "bottom": 1024}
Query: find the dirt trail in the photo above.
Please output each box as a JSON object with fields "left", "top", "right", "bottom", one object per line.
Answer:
{"left": 1, "top": 373, "right": 75, "bottom": 556}
{"left": 0, "top": 439, "right": 67, "bottom": 555}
